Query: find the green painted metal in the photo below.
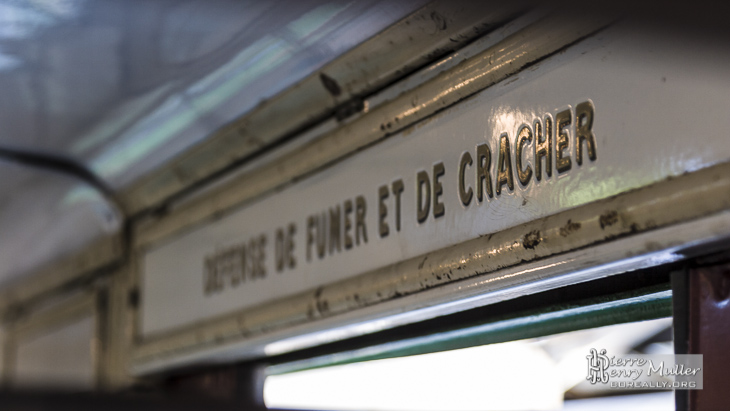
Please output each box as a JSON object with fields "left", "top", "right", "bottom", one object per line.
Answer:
{"left": 267, "top": 284, "right": 672, "bottom": 375}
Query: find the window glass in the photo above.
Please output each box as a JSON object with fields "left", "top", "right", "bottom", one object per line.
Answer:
{"left": 265, "top": 317, "right": 674, "bottom": 411}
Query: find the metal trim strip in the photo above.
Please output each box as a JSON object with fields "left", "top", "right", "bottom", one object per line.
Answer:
{"left": 133, "top": 9, "right": 615, "bottom": 249}
{"left": 266, "top": 287, "right": 672, "bottom": 376}
{"left": 0, "top": 236, "right": 123, "bottom": 315}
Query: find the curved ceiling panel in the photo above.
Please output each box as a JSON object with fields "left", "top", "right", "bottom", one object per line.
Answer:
{"left": 0, "top": 0, "right": 428, "bottom": 189}
{"left": 0, "top": 160, "right": 122, "bottom": 289}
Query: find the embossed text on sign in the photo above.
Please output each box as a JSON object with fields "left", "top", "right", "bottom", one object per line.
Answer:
{"left": 142, "top": 25, "right": 730, "bottom": 338}
{"left": 202, "top": 103, "right": 596, "bottom": 297}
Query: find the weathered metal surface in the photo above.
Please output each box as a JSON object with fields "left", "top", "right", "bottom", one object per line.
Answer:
{"left": 134, "top": 10, "right": 613, "bottom": 249}
{"left": 132, "top": 159, "right": 730, "bottom": 374}
{"left": 120, "top": 0, "right": 526, "bottom": 214}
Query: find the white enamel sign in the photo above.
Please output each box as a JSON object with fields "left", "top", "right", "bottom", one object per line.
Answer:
{"left": 142, "top": 23, "right": 730, "bottom": 336}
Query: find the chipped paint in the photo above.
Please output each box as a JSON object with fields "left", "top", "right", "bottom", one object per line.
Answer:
{"left": 559, "top": 220, "right": 582, "bottom": 237}
{"left": 522, "top": 230, "right": 542, "bottom": 249}
{"left": 319, "top": 73, "right": 341, "bottom": 97}
{"left": 599, "top": 210, "right": 619, "bottom": 229}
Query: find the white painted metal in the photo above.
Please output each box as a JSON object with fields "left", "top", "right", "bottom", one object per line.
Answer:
{"left": 141, "top": 20, "right": 730, "bottom": 336}
{"left": 15, "top": 316, "right": 96, "bottom": 389}
{"left": 5, "top": 292, "right": 98, "bottom": 388}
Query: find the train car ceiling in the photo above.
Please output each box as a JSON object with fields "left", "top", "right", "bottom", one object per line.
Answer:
{"left": 0, "top": 1, "right": 728, "bottom": 401}
{"left": 0, "top": 0, "right": 529, "bottom": 307}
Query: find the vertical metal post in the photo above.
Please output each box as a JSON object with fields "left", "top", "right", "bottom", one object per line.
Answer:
{"left": 671, "top": 269, "right": 689, "bottom": 411}
{"left": 673, "top": 262, "right": 730, "bottom": 410}
{"left": 235, "top": 362, "right": 267, "bottom": 410}
{"left": 162, "top": 362, "right": 267, "bottom": 410}
{"left": 0, "top": 328, "right": 16, "bottom": 388}
{"left": 95, "top": 288, "right": 109, "bottom": 390}
{"left": 99, "top": 266, "right": 136, "bottom": 390}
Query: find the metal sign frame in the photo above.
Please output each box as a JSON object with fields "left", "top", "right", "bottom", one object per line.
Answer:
{"left": 127, "top": 7, "right": 730, "bottom": 375}
{"left": 0, "top": 290, "right": 101, "bottom": 388}
{"left": 124, "top": 10, "right": 655, "bottom": 375}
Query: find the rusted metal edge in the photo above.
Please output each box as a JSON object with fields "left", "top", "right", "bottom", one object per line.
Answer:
{"left": 120, "top": 0, "right": 529, "bottom": 215}
{"left": 133, "top": 9, "right": 615, "bottom": 249}
{"left": 130, "top": 159, "right": 730, "bottom": 375}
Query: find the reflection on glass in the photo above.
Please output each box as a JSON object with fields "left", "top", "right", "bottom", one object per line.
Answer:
{"left": 265, "top": 318, "right": 674, "bottom": 411}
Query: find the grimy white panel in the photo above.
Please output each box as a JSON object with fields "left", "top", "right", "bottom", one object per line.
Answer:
{"left": 15, "top": 316, "right": 95, "bottom": 389}
{"left": 142, "top": 22, "right": 730, "bottom": 336}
